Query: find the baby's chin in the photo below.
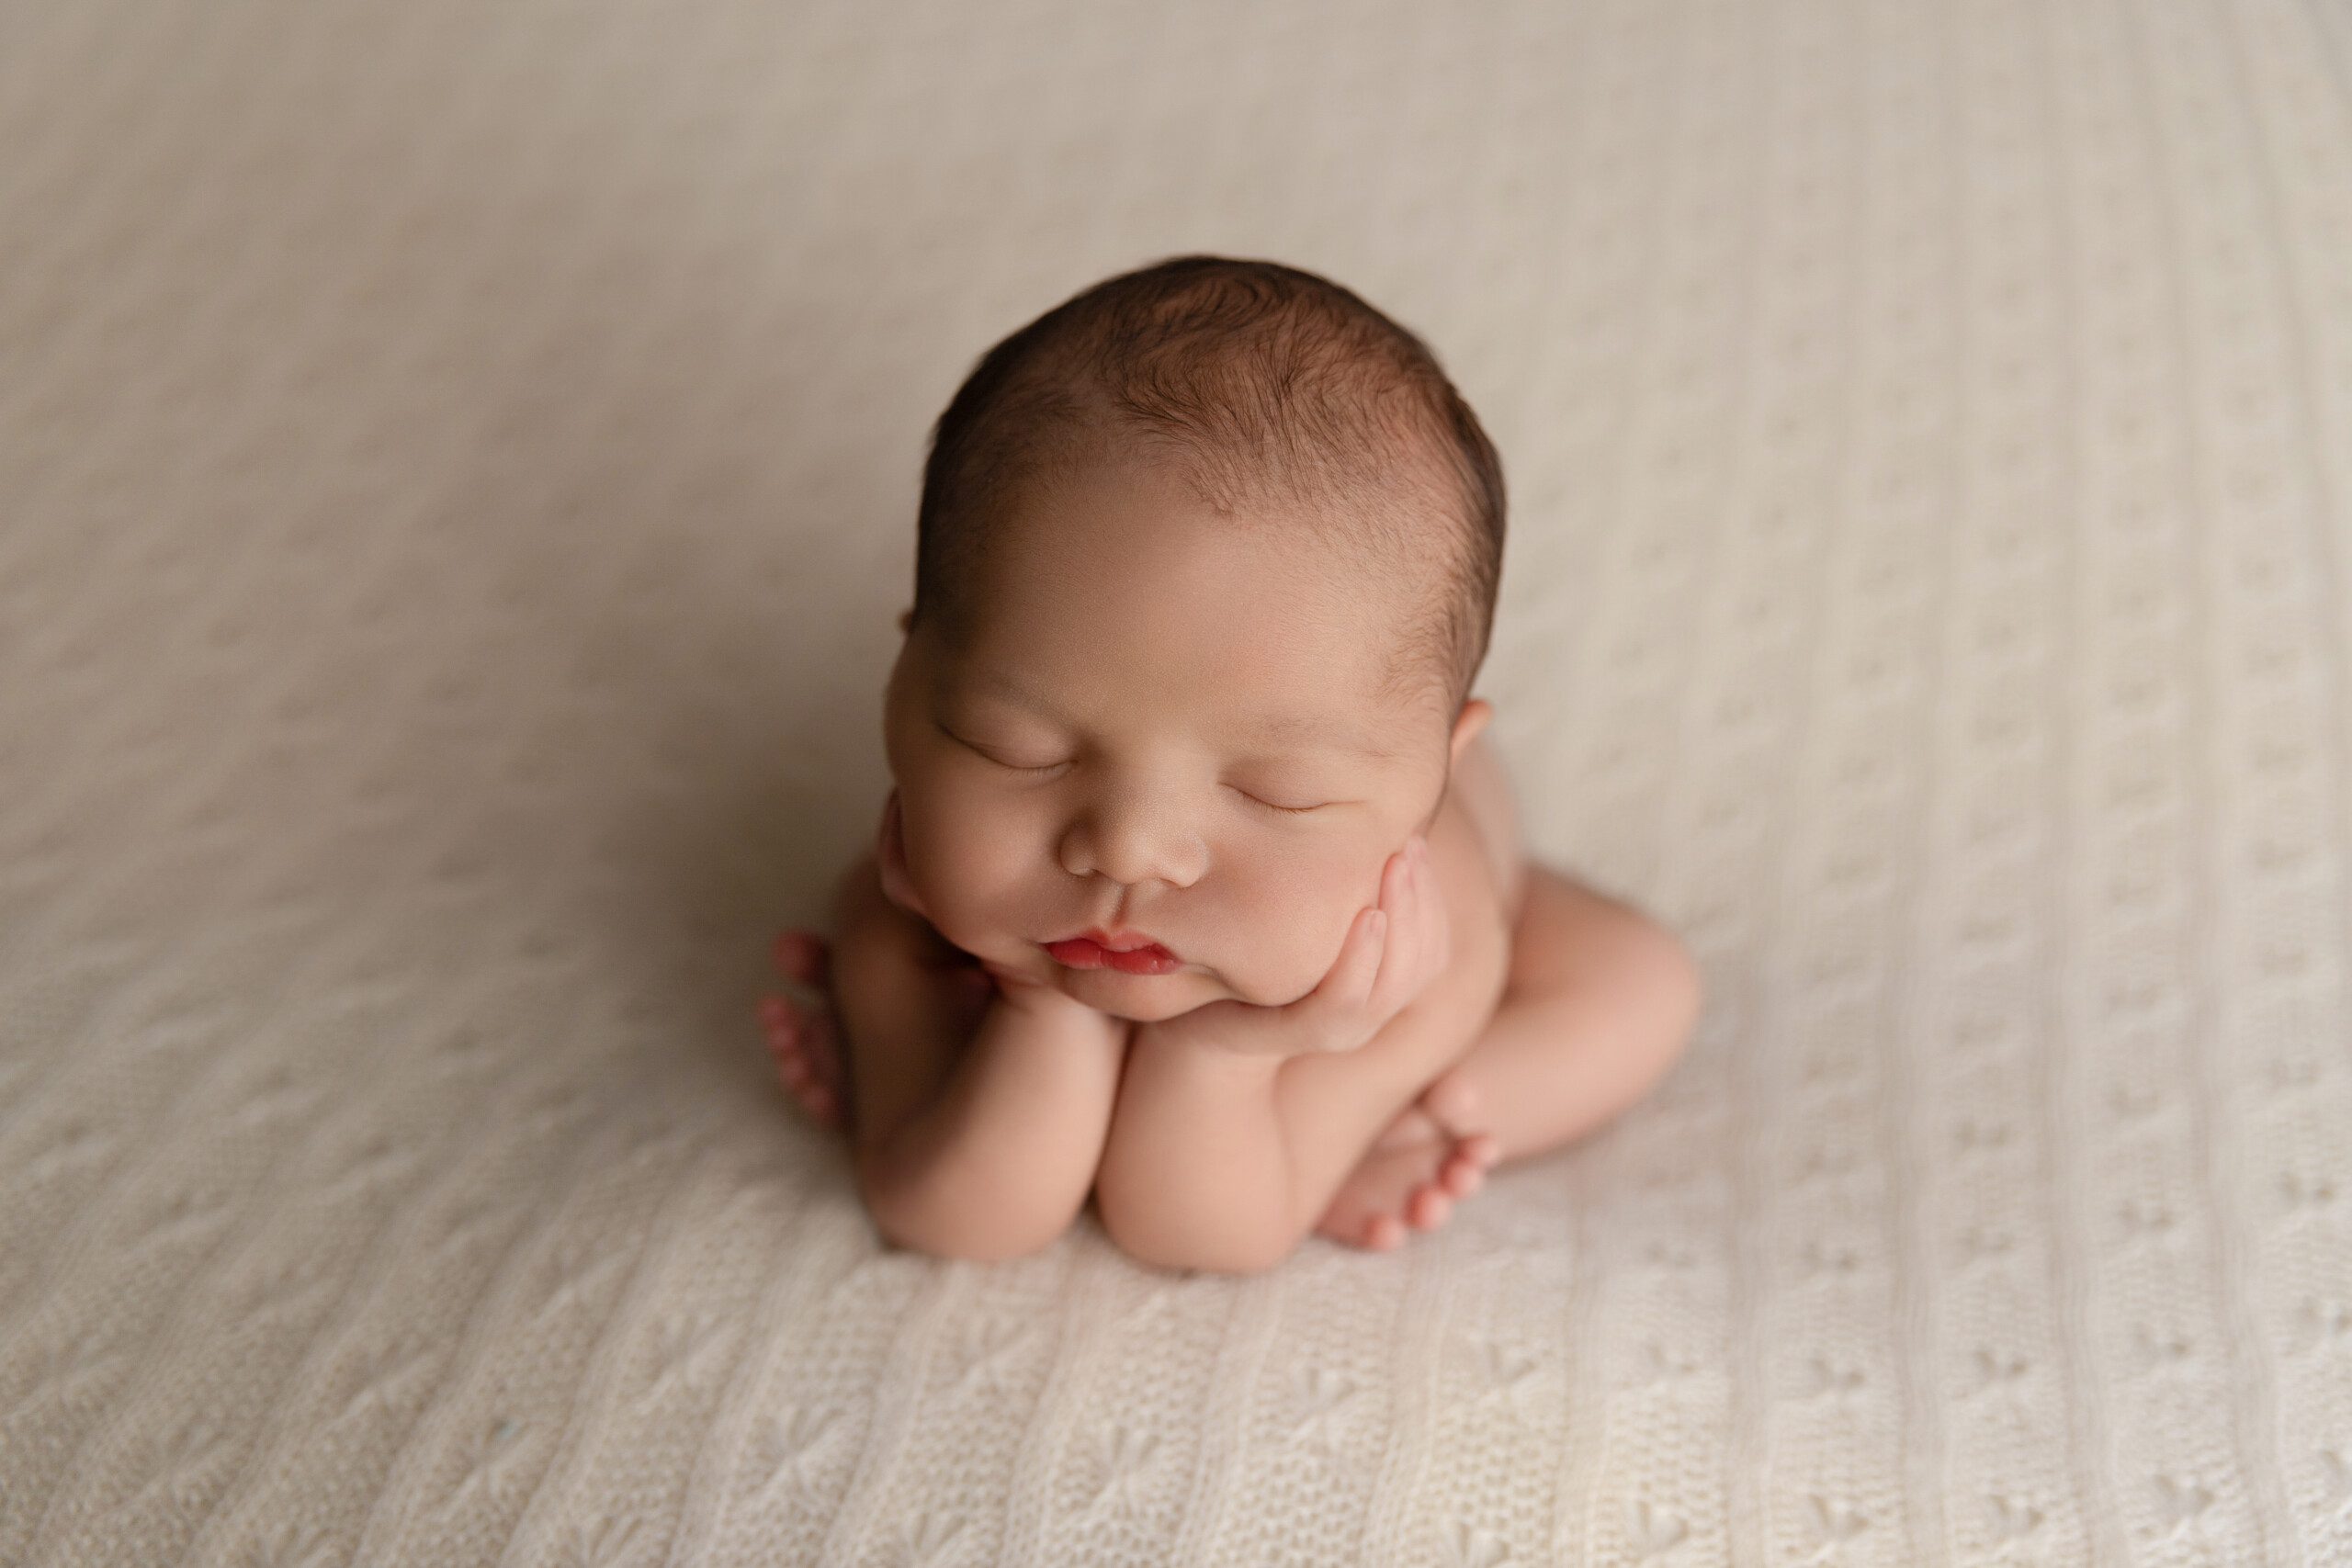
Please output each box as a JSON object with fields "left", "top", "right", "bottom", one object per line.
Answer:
{"left": 1031, "top": 950, "right": 1320, "bottom": 1022}
{"left": 1046, "top": 962, "right": 1227, "bottom": 1022}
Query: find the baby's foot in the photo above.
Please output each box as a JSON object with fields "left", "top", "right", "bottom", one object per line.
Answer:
{"left": 1315, "top": 1104, "right": 1499, "bottom": 1252}
{"left": 759, "top": 930, "right": 852, "bottom": 1132}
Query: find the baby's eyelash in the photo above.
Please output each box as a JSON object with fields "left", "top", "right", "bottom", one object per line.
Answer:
{"left": 1005, "top": 769, "right": 1316, "bottom": 813}
{"left": 948, "top": 725, "right": 1320, "bottom": 812}
{"left": 938, "top": 721, "right": 1061, "bottom": 776}
{"left": 1241, "top": 792, "right": 1321, "bottom": 816}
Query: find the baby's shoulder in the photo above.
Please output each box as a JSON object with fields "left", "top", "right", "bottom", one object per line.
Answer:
{"left": 1434, "top": 732, "right": 1525, "bottom": 934}
{"left": 1419, "top": 802, "right": 1515, "bottom": 1024}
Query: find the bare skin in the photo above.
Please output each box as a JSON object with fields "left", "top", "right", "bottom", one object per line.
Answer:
{"left": 760, "top": 450, "right": 1705, "bottom": 1269}
{"left": 765, "top": 740, "right": 1704, "bottom": 1257}
{"left": 764, "top": 926, "right": 1504, "bottom": 1247}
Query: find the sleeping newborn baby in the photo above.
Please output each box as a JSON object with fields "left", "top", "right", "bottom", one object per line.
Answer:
{"left": 759, "top": 255, "right": 1703, "bottom": 1272}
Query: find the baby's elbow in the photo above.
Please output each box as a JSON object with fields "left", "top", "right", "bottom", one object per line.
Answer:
{"left": 870, "top": 1203, "right": 1064, "bottom": 1266}
{"left": 1095, "top": 1188, "right": 1296, "bottom": 1278}
{"left": 1109, "top": 1228, "right": 1295, "bottom": 1278}
{"left": 857, "top": 1147, "right": 1075, "bottom": 1264}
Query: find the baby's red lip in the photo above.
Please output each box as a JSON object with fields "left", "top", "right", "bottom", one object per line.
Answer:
{"left": 1060, "top": 926, "right": 1176, "bottom": 957}
{"left": 1044, "top": 934, "right": 1182, "bottom": 976}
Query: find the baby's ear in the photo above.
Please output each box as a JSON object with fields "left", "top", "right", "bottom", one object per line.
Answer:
{"left": 1449, "top": 696, "right": 1493, "bottom": 768}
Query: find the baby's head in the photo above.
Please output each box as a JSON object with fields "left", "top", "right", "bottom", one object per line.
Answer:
{"left": 880, "top": 255, "right": 1507, "bottom": 1022}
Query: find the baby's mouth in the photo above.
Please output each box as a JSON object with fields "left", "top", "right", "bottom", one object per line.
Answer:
{"left": 1042, "top": 933, "right": 1182, "bottom": 976}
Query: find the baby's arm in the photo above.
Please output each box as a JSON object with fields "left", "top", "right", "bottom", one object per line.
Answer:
{"left": 827, "top": 855, "right": 1128, "bottom": 1263}
{"left": 1095, "top": 986, "right": 1484, "bottom": 1273}
{"left": 1094, "top": 836, "right": 1503, "bottom": 1274}
{"left": 853, "top": 976, "right": 1126, "bottom": 1263}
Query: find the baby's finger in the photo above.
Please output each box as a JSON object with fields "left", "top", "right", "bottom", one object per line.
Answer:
{"left": 1413, "top": 836, "right": 1451, "bottom": 974}
{"left": 1317, "top": 904, "right": 1388, "bottom": 1029}
{"left": 1371, "top": 839, "right": 1426, "bottom": 1010}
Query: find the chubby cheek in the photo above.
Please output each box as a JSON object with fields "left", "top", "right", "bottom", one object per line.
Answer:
{"left": 897, "top": 784, "right": 1378, "bottom": 1002}
{"left": 901, "top": 797, "right": 1030, "bottom": 953}
{"left": 1211, "top": 854, "right": 1374, "bottom": 1005}
{"left": 1266, "top": 893, "right": 1373, "bottom": 1004}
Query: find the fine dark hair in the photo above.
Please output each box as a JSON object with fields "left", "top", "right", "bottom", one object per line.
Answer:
{"left": 908, "top": 255, "right": 1507, "bottom": 719}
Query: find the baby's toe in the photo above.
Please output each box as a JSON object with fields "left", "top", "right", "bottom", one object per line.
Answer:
{"left": 1460, "top": 1133, "right": 1501, "bottom": 1169}
{"left": 1405, "top": 1185, "right": 1453, "bottom": 1231}
{"left": 1437, "top": 1151, "right": 1486, "bottom": 1199}
{"left": 1364, "top": 1213, "right": 1408, "bottom": 1251}
{"left": 762, "top": 1001, "right": 802, "bottom": 1045}
{"left": 774, "top": 1047, "right": 842, "bottom": 1127}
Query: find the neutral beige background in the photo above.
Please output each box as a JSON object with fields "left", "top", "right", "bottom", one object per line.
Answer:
{"left": 5, "top": 0, "right": 2351, "bottom": 1562}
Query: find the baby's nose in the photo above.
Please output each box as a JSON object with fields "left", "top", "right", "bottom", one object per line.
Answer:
{"left": 1059, "top": 803, "right": 1206, "bottom": 890}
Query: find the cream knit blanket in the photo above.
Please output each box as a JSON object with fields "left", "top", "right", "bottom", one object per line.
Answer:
{"left": 6, "top": 1, "right": 2350, "bottom": 1562}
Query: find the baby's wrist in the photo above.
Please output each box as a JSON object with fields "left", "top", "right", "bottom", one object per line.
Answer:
{"left": 1137, "top": 1022, "right": 1292, "bottom": 1077}
{"left": 988, "top": 978, "right": 1128, "bottom": 1050}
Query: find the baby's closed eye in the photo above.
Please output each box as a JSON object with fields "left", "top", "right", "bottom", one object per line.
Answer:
{"left": 942, "top": 721, "right": 1334, "bottom": 816}
{"left": 1236, "top": 789, "right": 1324, "bottom": 816}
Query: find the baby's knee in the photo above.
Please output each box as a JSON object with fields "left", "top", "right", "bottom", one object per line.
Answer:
{"left": 1531, "top": 902, "right": 1703, "bottom": 1093}
{"left": 1613, "top": 921, "right": 1703, "bottom": 1086}
{"left": 1642, "top": 925, "right": 1705, "bottom": 1043}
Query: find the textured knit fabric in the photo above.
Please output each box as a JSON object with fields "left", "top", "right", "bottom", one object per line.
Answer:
{"left": 5, "top": 1, "right": 2351, "bottom": 1563}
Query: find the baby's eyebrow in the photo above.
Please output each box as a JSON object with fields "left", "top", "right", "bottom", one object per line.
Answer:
{"left": 963, "top": 669, "right": 1400, "bottom": 761}
{"left": 1253, "top": 710, "right": 1403, "bottom": 760}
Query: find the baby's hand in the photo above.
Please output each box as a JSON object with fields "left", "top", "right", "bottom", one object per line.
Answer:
{"left": 1134, "top": 834, "right": 1449, "bottom": 1061}
{"left": 977, "top": 954, "right": 1109, "bottom": 1025}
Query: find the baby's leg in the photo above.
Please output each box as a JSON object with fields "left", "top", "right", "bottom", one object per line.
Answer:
{"left": 762, "top": 852, "right": 1127, "bottom": 1262}
{"left": 759, "top": 931, "right": 995, "bottom": 1131}
{"left": 1416, "top": 862, "right": 1703, "bottom": 1163}
{"left": 761, "top": 931, "right": 853, "bottom": 1127}
{"left": 1099, "top": 843, "right": 1518, "bottom": 1272}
